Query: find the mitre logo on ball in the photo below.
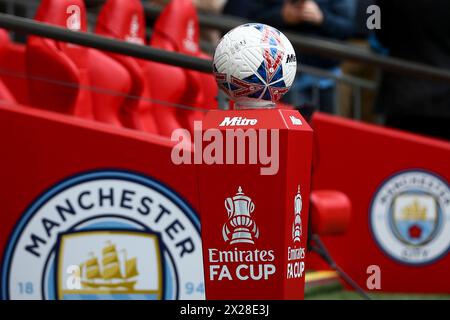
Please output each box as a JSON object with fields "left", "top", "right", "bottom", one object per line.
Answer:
{"left": 213, "top": 23, "right": 297, "bottom": 108}
{"left": 222, "top": 186, "right": 260, "bottom": 245}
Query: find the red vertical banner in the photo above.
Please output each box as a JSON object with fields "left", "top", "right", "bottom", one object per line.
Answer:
{"left": 196, "top": 108, "right": 313, "bottom": 299}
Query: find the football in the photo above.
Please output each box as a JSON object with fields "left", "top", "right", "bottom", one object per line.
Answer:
{"left": 213, "top": 23, "right": 297, "bottom": 108}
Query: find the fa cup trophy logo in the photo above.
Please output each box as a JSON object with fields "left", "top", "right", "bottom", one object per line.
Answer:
{"left": 293, "top": 186, "right": 302, "bottom": 243}
{"left": 223, "top": 186, "right": 260, "bottom": 245}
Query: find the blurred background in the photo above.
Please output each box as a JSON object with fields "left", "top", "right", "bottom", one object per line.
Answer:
{"left": 0, "top": 0, "right": 449, "bottom": 140}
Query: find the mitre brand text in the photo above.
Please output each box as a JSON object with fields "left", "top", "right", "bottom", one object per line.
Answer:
{"left": 219, "top": 117, "right": 258, "bottom": 126}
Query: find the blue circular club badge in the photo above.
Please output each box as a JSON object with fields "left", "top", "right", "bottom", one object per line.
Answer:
{"left": 370, "top": 170, "right": 450, "bottom": 265}
{"left": 1, "top": 170, "right": 204, "bottom": 300}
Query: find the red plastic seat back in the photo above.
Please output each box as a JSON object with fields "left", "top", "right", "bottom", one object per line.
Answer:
{"left": 0, "top": 29, "right": 15, "bottom": 103}
{"left": 0, "top": 80, "right": 13, "bottom": 104}
{"left": 96, "top": 0, "right": 157, "bottom": 133}
{"left": 96, "top": 0, "right": 145, "bottom": 45}
{"left": 152, "top": 0, "right": 217, "bottom": 108}
{"left": 197, "top": 52, "right": 218, "bottom": 107}
{"left": 0, "top": 29, "right": 8, "bottom": 59}
{"left": 34, "top": 0, "right": 88, "bottom": 65}
{"left": 0, "top": 37, "right": 28, "bottom": 105}
{"left": 88, "top": 48, "right": 132, "bottom": 127}
{"left": 150, "top": 0, "right": 217, "bottom": 134}
{"left": 26, "top": 0, "right": 93, "bottom": 118}
{"left": 152, "top": 0, "right": 200, "bottom": 55}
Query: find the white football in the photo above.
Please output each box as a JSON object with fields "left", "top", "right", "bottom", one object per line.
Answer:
{"left": 213, "top": 23, "right": 297, "bottom": 108}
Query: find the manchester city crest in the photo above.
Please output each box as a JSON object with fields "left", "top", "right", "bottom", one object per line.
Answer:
{"left": 370, "top": 170, "right": 450, "bottom": 265}
{"left": 1, "top": 170, "right": 204, "bottom": 300}
{"left": 391, "top": 194, "right": 438, "bottom": 247}
{"left": 56, "top": 230, "right": 163, "bottom": 300}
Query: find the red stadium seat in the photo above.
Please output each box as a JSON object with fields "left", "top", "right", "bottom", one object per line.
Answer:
{"left": 0, "top": 29, "right": 7, "bottom": 56}
{"left": 26, "top": 0, "right": 93, "bottom": 118}
{"left": 0, "top": 38, "right": 28, "bottom": 105}
{"left": 89, "top": 48, "right": 131, "bottom": 126}
{"left": 150, "top": 0, "right": 218, "bottom": 135}
{"left": 95, "top": 0, "right": 158, "bottom": 133}
{"left": 180, "top": 51, "right": 218, "bottom": 133}
{"left": 143, "top": 61, "right": 188, "bottom": 137}
{"left": 0, "top": 29, "right": 16, "bottom": 104}
{"left": 26, "top": 0, "right": 131, "bottom": 127}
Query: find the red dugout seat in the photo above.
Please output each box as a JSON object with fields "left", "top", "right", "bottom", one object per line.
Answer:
{"left": 0, "top": 39, "right": 28, "bottom": 105}
{"left": 89, "top": 48, "right": 131, "bottom": 126}
{"left": 26, "top": 0, "right": 93, "bottom": 118}
{"left": 149, "top": 0, "right": 218, "bottom": 135}
{"left": 0, "top": 29, "right": 16, "bottom": 104}
{"left": 26, "top": 0, "right": 131, "bottom": 127}
{"left": 96, "top": 0, "right": 158, "bottom": 133}
{"left": 143, "top": 57, "right": 188, "bottom": 137}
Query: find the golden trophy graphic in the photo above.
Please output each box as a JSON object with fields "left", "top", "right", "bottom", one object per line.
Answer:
{"left": 80, "top": 241, "right": 139, "bottom": 290}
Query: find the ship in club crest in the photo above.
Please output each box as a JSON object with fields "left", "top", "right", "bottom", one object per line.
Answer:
{"left": 56, "top": 230, "right": 163, "bottom": 300}
{"left": 223, "top": 186, "right": 260, "bottom": 245}
{"left": 292, "top": 186, "right": 302, "bottom": 243}
{"left": 80, "top": 241, "right": 138, "bottom": 290}
{"left": 391, "top": 193, "right": 439, "bottom": 246}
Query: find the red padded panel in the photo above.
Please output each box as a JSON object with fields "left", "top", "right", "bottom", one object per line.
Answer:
{"left": 27, "top": 0, "right": 93, "bottom": 118}
{"left": 310, "top": 190, "right": 352, "bottom": 236}
{"left": 0, "top": 29, "right": 8, "bottom": 59}
{"left": 0, "top": 104, "right": 197, "bottom": 273}
{"left": 0, "top": 81, "right": 15, "bottom": 104}
{"left": 307, "top": 112, "right": 450, "bottom": 293}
